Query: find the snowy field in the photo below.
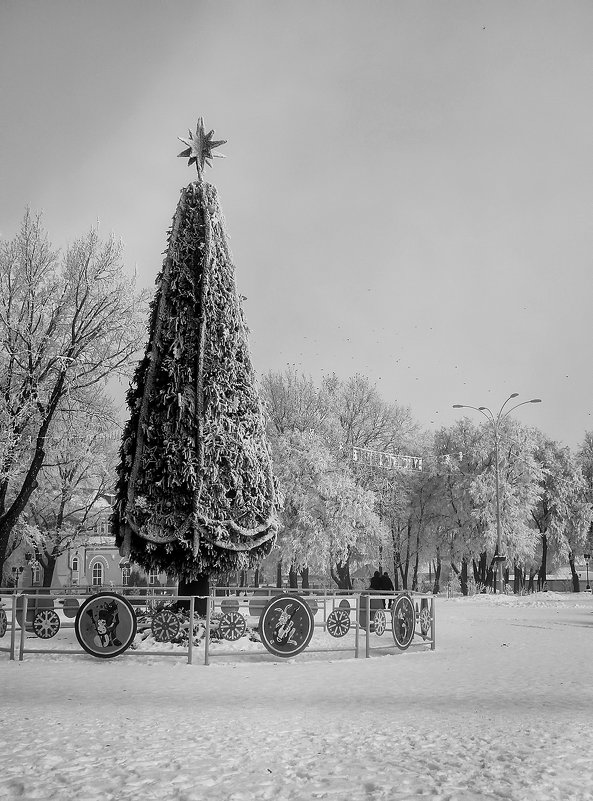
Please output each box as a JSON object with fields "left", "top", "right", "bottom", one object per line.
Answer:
{"left": 1, "top": 592, "right": 593, "bottom": 800}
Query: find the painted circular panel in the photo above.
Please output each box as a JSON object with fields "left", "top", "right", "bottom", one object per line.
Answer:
{"left": 218, "top": 611, "right": 247, "bottom": 641}
{"left": 305, "top": 597, "right": 319, "bottom": 616}
{"left": 75, "top": 592, "right": 137, "bottom": 659}
{"left": 33, "top": 609, "right": 60, "bottom": 639}
{"left": 0, "top": 608, "right": 7, "bottom": 638}
{"left": 61, "top": 597, "right": 80, "bottom": 619}
{"left": 248, "top": 593, "right": 271, "bottom": 618}
{"left": 327, "top": 608, "right": 350, "bottom": 638}
{"left": 391, "top": 594, "right": 415, "bottom": 650}
{"left": 151, "top": 609, "right": 180, "bottom": 642}
{"left": 259, "top": 594, "right": 314, "bottom": 658}
{"left": 220, "top": 597, "right": 240, "bottom": 613}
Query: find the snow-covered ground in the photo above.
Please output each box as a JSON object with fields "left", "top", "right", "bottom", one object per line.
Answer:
{"left": 1, "top": 592, "right": 593, "bottom": 800}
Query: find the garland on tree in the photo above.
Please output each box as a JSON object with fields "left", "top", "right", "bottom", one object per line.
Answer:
{"left": 113, "top": 120, "right": 278, "bottom": 580}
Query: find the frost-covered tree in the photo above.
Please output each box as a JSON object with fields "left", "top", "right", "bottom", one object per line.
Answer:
{"left": 272, "top": 430, "right": 386, "bottom": 589}
{"left": 25, "top": 392, "right": 120, "bottom": 586}
{"left": 471, "top": 421, "right": 543, "bottom": 580}
{"left": 433, "top": 419, "right": 542, "bottom": 593}
{"left": 532, "top": 439, "right": 592, "bottom": 590}
{"left": 0, "top": 210, "right": 146, "bottom": 581}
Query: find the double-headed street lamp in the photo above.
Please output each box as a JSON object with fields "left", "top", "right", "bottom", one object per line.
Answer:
{"left": 452, "top": 393, "right": 542, "bottom": 594}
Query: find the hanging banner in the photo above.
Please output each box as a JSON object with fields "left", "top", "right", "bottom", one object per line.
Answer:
{"left": 352, "top": 447, "right": 423, "bottom": 472}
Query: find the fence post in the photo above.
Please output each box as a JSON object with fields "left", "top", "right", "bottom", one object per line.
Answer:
{"left": 9, "top": 594, "right": 17, "bottom": 661}
{"left": 188, "top": 596, "right": 194, "bottom": 665}
{"left": 204, "top": 595, "right": 211, "bottom": 666}
{"left": 354, "top": 594, "right": 360, "bottom": 658}
{"left": 18, "top": 595, "right": 28, "bottom": 661}
{"left": 365, "top": 595, "right": 370, "bottom": 659}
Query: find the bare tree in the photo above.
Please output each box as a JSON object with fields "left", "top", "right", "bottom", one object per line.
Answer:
{"left": 337, "top": 374, "right": 418, "bottom": 451}
{"left": 260, "top": 368, "right": 337, "bottom": 436}
{"left": 0, "top": 210, "right": 147, "bottom": 579}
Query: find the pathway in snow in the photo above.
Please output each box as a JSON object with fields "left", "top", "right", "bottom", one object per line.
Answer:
{"left": 1, "top": 593, "right": 592, "bottom": 800}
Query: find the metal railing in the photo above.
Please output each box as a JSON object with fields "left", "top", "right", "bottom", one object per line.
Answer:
{"left": 0, "top": 586, "right": 436, "bottom": 665}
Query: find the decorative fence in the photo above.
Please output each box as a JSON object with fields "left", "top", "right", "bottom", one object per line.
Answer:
{"left": 0, "top": 586, "right": 435, "bottom": 665}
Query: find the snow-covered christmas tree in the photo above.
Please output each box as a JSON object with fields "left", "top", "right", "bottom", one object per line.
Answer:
{"left": 113, "top": 119, "right": 278, "bottom": 598}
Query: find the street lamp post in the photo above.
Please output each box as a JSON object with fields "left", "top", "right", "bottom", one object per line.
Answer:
{"left": 585, "top": 553, "right": 591, "bottom": 592}
{"left": 11, "top": 565, "right": 24, "bottom": 589}
{"left": 452, "top": 393, "right": 542, "bottom": 594}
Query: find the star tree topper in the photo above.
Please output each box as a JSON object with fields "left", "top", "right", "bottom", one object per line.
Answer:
{"left": 178, "top": 117, "right": 226, "bottom": 179}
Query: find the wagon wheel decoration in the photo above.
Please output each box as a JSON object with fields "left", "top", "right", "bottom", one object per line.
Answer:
{"left": 0, "top": 609, "right": 7, "bottom": 638}
{"left": 326, "top": 608, "right": 350, "bottom": 638}
{"left": 418, "top": 603, "right": 431, "bottom": 637}
{"left": 151, "top": 609, "right": 181, "bottom": 642}
{"left": 33, "top": 609, "right": 61, "bottom": 639}
{"left": 373, "top": 609, "right": 386, "bottom": 636}
{"left": 391, "top": 594, "right": 415, "bottom": 650}
{"left": 218, "top": 611, "right": 247, "bottom": 641}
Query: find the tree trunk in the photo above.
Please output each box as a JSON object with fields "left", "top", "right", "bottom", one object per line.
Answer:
{"left": 41, "top": 553, "right": 57, "bottom": 588}
{"left": 300, "top": 567, "right": 309, "bottom": 590}
{"left": 177, "top": 574, "right": 210, "bottom": 616}
{"left": 331, "top": 560, "right": 352, "bottom": 590}
{"left": 0, "top": 373, "right": 65, "bottom": 579}
{"left": 451, "top": 560, "right": 469, "bottom": 595}
{"left": 390, "top": 522, "right": 400, "bottom": 591}
{"left": 392, "top": 551, "right": 400, "bottom": 591}
{"left": 538, "top": 534, "right": 548, "bottom": 591}
{"left": 473, "top": 552, "right": 488, "bottom": 592}
{"left": 412, "top": 526, "right": 421, "bottom": 591}
{"left": 486, "top": 561, "right": 494, "bottom": 591}
{"left": 276, "top": 559, "right": 283, "bottom": 589}
{"left": 432, "top": 547, "right": 441, "bottom": 594}
{"left": 568, "top": 552, "right": 580, "bottom": 593}
{"left": 513, "top": 562, "right": 523, "bottom": 595}
{"left": 398, "top": 519, "right": 412, "bottom": 589}
{"left": 503, "top": 565, "right": 510, "bottom": 591}
{"left": 527, "top": 568, "right": 536, "bottom": 593}
{"left": 460, "top": 557, "right": 469, "bottom": 596}
{"left": 288, "top": 563, "right": 298, "bottom": 589}
{"left": 253, "top": 567, "right": 260, "bottom": 588}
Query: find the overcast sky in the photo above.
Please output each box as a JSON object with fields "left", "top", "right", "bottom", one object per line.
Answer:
{"left": 1, "top": 1, "right": 592, "bottom": 449}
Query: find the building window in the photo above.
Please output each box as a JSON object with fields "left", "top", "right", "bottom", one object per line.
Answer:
{"left": 31, "top": 565, "right": 41, "bottom": 585}
{"left": 92, "top": 562, "right": 104, "bottom": 586}
{"left": 122, "top": 567, "right": 130, "bottom": 586}
{"left": 148, "top": 569, "right": 159, "bottom": 586}
{"left": 71, "top": 556, "right": 79, "bottom": 572}
{"left": 95, "top": 519, "right": 109, "bottom": 536}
